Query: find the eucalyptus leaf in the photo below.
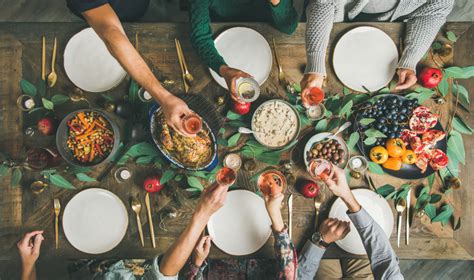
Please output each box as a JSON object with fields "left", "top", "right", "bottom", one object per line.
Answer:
{"left": 135, "top": 155, "right": 155, "bottom": 164}
{"left": 50, "top": 174, "right": 75, "bottom": 189}
{"left": 292, "top": 83, "right": 301, "bottom": 93}
{"left": 359, "top": 118, "right": 375, "bottom": 125}
{"left": 446, "top": 148, "right": 460, "bottom": 177}
{"left": 174, "top": 174, "right": 184, "bottom": 182}
{"left": 368, "top": 161, "right": 384, "bottom": 174}
{"left": 255, "top": 152, "right": 281, "bottom": 165}
{"left": 405, "top": 90, "right": 435, "bottom": 104}
{"left": 376, "top": 184, "right": 395, "bottom": 197}
{"left": 274, "top": 140, "right": 298, "bottom": 153}
{"left": 418, "top": 186, "right": 430, "bottom": 198}
{"left": 37, "top": 80, "right": 46, "bottom": 97}
{"left": 364, "top": 137, "right": 377, "bottom": 146}
{"left": 432, "top": 204, "right": 453, "bottom": 223}
{"left": 187, "top": 171, "right": 207, "bottom": 179}
{"left": 452, "top": 84, "right": 470, "bottom": 107}
{"left": 227, "top": 133, "right": 241, "bottom": 147}
{"left": 427, "top": 173, "right": 436, "bottom": 188}
{"left": 160, "top": 170, "right": 176, "bottom": 185}
{"left": 11, "top": 168, "right": 22, "bottom": 187}
{"left": 127, "top": 142, "right": 159, "bottom": 158}
{"left": 327, "top": 118, "right": 342, "bottom": 132}
{"left": 217, "top": 138, "right": 229, "bottom": 147}
{"left": 446, "top": 31, "right": 457, "bottom": 42}
{"left": 20, "top": 79, "right": 37, "bottom": 96}
{"left": 218, "top": 127, "right": 225, "bottom": 135}
{"left": 42, "top": 98, "right": 54, "bottom": 110}
{"left": 430, "top": 194, "right": 442, "bottom": 204}
{"left": 226, "top": 120, "right": 247, "bottom": 128}
{"left": 226, "top": 110, "right": 244, "bottom": 120}
{"left": 415, "top": 193, "right": 430, "bottom": 211}
{"left": 0, "top": 165, "right": 9, "bottom": 177}
{"left": 51, "top": 94, "right": 70, "bottom": 105}
{"left": 424, "top": 204, "right": 436, "bottom": 219}
{"left": 299, "top": 113, "right": 312, "bottom": 127}
{"left": 343, "top": 87, "right": 351, "bottom": 95}
{"left": 454, "top": 217, "right": 462, "bottom": 230}
{"left": 315, "top": 119, "right": 328, "bottom": 132}
{"left": 447, "top": 131, "right": 465, "bottom": 164}
{"left": 364, "top": 128, "right": 387, "bottom": 138}
{"left": 346, "top": 132, "right": 360, "bottom": 152}
{"left": 185, "top": 188, "right": 201, "bottom": 192}
{"left": 75, "top": 173, "right": 96, "bottom": 182}
{"left": 338, "top": 100, "right": 353, "bottom": 118}
{"left": 437, "top": 78, "right": 449, "bottom": 97}
{"left": 187, "top": 176, "right": 203, "bottom": 190}
{"left": 431, "top": 42, "right": 442, "bottom": 50}
{"left": 452, "top": 116, "right": 473, "bottom": 134}
{"left": 28, "top": 107, "right": 44, "bottom": 115}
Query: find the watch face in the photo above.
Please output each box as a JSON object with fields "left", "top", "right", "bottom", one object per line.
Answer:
{"left": 311, "top": 232, "right": 322, "bottom": 244}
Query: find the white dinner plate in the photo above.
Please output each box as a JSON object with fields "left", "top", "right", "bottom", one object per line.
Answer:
{"left": 329, "top": 189, "right": 394, "bottom": 255}
{"left": 210, "top": 27, "right": 272, "bottom": 89}
{"left": 62, "top": 188, "right": 128, "bottom": 254}
{"left": 303, "top": 132, "right": 349, "bottom": 169}
{"left": 64, "top": 27, "right": 127, "bottom": 92}
{"left": 207, "top": 189, "right": 272, "bottom": 256}
{"left": 332, "top": 26, "right": 398, "bottom": 92}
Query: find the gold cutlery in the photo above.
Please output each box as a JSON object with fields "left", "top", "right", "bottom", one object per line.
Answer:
{"left": 395, "top": 199, "right": 406, "bottom": 248}
{"left": 364, "top": 173, "right": 376, "bottom": 192}
{"left": 272, "top": 37, "right": 287, "bottom": 86}
{"left": 314, "top": 197, "right": 322, "bottom": 231}
{"left": 174, "top": 38, "right": 190, "bottom": 94}
{"left": 176, "top": 39, "right": 194, "bottom": 84}
{"left": 288, "top": 194, "right": 293, "bottom": 239}
{"left": 405, "top": 189, "right": 412, "bottom": 245}
{"left": 145, "top": 193, "right": 156, "bottom": 248}
{"left": 41, "top": 36, "right": 46, "bottom": 81}
{"left": 47, "top": 37, "right": 58, "bottom": 88}
{"left": 131, "top": 196, "right": 145, "bottom": 247}
{"left": 53, "top": 198, "right": 61, "bottom": 249}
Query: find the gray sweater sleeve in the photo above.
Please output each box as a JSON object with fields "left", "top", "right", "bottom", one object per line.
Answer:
{"left": 304, "top": 0, "right": 338, "bottom": 75}
{"left": 297, "top": 240, "right": 326, "bottom": 279}
{"left": 397, "top": 0, "right": 454, "bottom": 71}
{"left": 347, "top": 208, "right": 404, "bottom": 280}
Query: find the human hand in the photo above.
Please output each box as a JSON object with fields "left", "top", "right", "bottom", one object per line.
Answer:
{"left": 160, "top": 94, "right": 194, "bottom": 136}
{"left": 192, "top": 235, "right": 212, "bottom": 267}
{"left": 322, "top": 166, "right": 361, "bottom": 213}
{"left": 300, "top": 73, "right": 324, "bottom": 96}
{"left": 219, "top": 65, "right": 252, "bottom": 104}
{"left": 263, "top": 193, "right": 285, "bottom": 232}
{"left": 195, "top": 183, "right": 230, "bottom": 218}
{"left": 318, "top": 218, "right": 351, "bottom": 243}
{"left": 394, "top": 68, "right": 417, "bottom": 91}
{"left": 17, "top": 231, "right": 44, "bottom": 269}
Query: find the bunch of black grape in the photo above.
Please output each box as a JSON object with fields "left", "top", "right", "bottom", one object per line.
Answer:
{"left": 358, "top": 96, "right": 418, "bottom": 146}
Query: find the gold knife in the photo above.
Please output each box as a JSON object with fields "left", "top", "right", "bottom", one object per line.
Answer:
{"left": 145, "top": 193, "right": 156, "bottom": 248}
{"left": 288, "top": 194, "right": 293, "bottom": 239}
{"left": 174, "top": 38, "right": 189, "bottom": 94}
{"left": 41, "top": 36, "right": 46, "bottom": 81}
{"left": 405, "top": 189, "right": 411, "bottom": 245}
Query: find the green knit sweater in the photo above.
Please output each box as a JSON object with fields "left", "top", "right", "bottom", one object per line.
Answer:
{"left": 189, "top": 0, "right": 298, "bottom": 74}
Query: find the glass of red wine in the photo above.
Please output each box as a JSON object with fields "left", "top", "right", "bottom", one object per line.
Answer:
{"left": 182, "top": 113, "right": 203, "bottom": 135}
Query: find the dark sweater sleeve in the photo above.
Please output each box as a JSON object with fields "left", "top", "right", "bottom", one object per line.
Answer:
{"left": 270, "top": 0, "right": 298, "bottom": 35}
{"left": 66, "top": 0, "right": 108, "bottom": 14}
{"left": 189, "top": 0, "right": 227, "bottom": 74}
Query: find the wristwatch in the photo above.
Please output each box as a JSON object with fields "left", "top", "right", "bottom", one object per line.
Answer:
{"left": 311, "top": 232, "right": 330, "bottom": 248}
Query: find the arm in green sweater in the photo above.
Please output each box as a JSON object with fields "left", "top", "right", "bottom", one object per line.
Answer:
{"left": 270, "top": 0, "right": 298, "bottom": 35}
{"left": 189, "top": 0, "right": 227, "bottom": 74}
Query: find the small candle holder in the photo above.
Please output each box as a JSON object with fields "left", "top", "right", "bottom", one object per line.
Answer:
{"left": 16, "top": 95, "right": 36, "bottom": 111}
{"left": 138, "top": 87, "right": 153, "bottom": 102}
{"left": 30, "top": 181, "right": 48, "bottom": 194}
{"left": 114, "top": 167, "right": 132, "bottom": 183}
{"left": 348, "top": 156, "right": 368, "bottom": 174}
{"left": 224, "top": 153, "right": 242, "bottom": 171}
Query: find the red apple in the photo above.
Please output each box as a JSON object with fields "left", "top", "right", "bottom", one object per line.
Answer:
{"left": 143, "top": 175, "right": 164, "bottom": 193}
{"left": 37, "top": 118, "right": 56, "bottom": 135}
{"left": 418, "top": 67, "right": 442, "bottom": 89}
{"left": 299, "top": 180, "right": 320, "bottom": 198}
{"left": 232, "top": 101, "right": 251, "bottom": 115}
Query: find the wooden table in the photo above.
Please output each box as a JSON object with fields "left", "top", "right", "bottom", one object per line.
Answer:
{"left": 0, "top": 22, "right": 473, "bottom": 262}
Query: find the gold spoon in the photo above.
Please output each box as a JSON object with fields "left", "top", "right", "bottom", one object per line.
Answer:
{"left": 272, "top": 37, "right": 287, "bottom": 86}
{"left": 47, "top": 37, "right": 57, "bottom": 88}
{"left": 314, "top": 196, "right": 322, "bottom": 231}
{"left": 395, "top": 199, "right": 407, "bottom": 248}
{"left": 131, "top": 196, "right": 145, "bottom": 247}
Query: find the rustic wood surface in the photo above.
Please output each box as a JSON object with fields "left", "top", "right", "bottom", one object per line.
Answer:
{"left": 0, "top": 22, "right": 472, "bottom": 262}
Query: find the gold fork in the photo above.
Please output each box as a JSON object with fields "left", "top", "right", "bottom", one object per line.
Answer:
{"left": 176, "top": 39, "right": 194, "bottom": 84}
{"left": 174, "top": 38, "right": 191, "bottom": 93}
{"left": 53, "top": 199, "right": 61, "bottom": 249}
{"left": 314, "top": 197, "right": 322, "bottom": 231}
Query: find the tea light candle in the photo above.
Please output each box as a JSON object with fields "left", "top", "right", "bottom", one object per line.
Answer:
{"left": 120, "top": 169, "right": 131, "bottom": 180}
{"left": 143, "top": 90, "right": 152, "bottom": 100}
{"left": 224, "top": 153, "right": 242, "bottom": 171}
{"left": 306, "top": 104, "right": 326, "bottom": 120}
{"left": 24, "top": 99, "right": 35, "bottom": 109}
{"left": 115, "top": 167, "right": 132, "bottom": 183}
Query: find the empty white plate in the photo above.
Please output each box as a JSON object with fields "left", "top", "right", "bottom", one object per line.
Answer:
{"left": 207, "top": 189, "right": 272, "bottom": 256}
{"left": 332, "top": 26, "right": 398, "bottom": 92}
{"left": 64, "top": 27, "right": 127, "bottom": 92}
{"left": 210, "top": 27, "right": 272, "bottom": 89}
{"left": 62, "top": 188, "right": 128, "bottom": 254}
{"left": 329, "top": 189, "right": 394, "bottom": 255}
